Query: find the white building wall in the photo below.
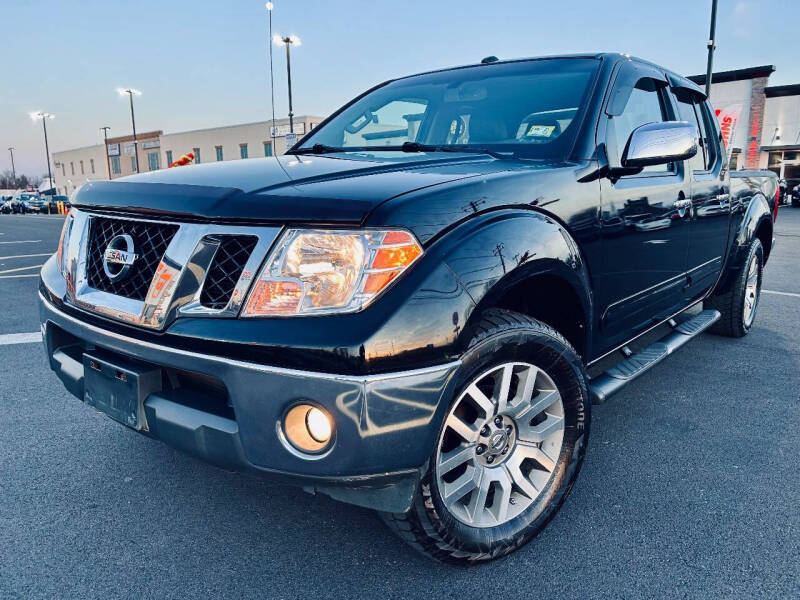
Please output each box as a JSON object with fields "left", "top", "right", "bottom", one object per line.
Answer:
{"left": 159, "top": 116, "right": 323, "bottom": 167}
{"left": 52, "top": 144, "right": 109, "bottom": 195}
{"left": 708, "top": 79, "right": 752, "bottom": 152}
{"left": 762, "top": 95, "right": 800, "bottom": 148}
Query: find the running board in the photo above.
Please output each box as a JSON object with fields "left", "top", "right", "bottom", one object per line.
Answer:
{"left": 589, "top": 309, "right": 720, "bottom": 404}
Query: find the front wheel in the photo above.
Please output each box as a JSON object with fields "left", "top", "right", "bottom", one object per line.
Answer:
{"left": 381, "top": 309, "right": 590, "bottom": 564}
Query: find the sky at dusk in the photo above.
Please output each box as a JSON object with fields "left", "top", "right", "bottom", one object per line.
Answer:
{"left": 2, "top": 0, "right": 798, "bottom": 176}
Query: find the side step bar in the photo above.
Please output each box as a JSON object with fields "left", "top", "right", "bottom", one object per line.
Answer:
{"left": 589, "top": 309, "right": 720, "bottom": 404}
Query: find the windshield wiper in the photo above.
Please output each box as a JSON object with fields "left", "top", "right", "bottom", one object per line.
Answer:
{"left": 292, "top": 143, "right": 348, "bottom": 155}
{"left": 399, "top": 141, "right": 512, "bottom": 160}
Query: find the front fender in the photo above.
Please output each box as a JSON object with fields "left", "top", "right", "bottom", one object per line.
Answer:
{"left": 435, "top": 208, "right": 593, "bottom": 352}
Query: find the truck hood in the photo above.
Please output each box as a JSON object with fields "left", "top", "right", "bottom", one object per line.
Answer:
{"left": 73, "top": 152, "right": 512, "bottom": 223}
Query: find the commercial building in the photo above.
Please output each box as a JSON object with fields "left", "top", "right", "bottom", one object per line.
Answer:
{"left": 52, "top": 116, "right": 322, "bottom": 195}
{"left": 690, "top": 65, "right": 800, "bottom": 183}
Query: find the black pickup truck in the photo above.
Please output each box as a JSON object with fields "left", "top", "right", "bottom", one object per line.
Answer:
{"left": 39, "top": 53, "right": 777, "bottom": 563}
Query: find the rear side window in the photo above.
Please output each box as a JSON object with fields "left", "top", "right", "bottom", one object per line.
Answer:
{"left": 695, "top": 100, "right": 719, "bottom": 171}
{"left": 611, "top": 79, "right": 672, "bottom": 174}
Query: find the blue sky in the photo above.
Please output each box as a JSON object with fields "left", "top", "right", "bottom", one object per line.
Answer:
{"left": 2, "top": 0, "right": 798, "bottom": 176}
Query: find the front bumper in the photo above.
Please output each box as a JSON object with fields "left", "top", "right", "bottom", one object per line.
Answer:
{"left": 39, "top": 291, "right": 460, "bottom": 512}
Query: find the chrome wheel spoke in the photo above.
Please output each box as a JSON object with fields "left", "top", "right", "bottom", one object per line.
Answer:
{"left": 465, "top": 383, "right": 495, "bottom": 416}
{"left": 494, "top": 363, "right": 514, "bottom": 413}
{"left": 442, "top": 469, "right": 478, "bottom": 504}
{"left": 518, "top": 414, "right": 564, "bottom": 444}
{"left": 447, "top": 415, "right": 479, "bottom": 443}
{"left": 516, "top": 440, "right": 557, "bottom": 472}
{"left": 438, "top": 444, "right": 475, "bottom": 474}
{"left": 465, "top": 469, "right": 490, "bottom": 522}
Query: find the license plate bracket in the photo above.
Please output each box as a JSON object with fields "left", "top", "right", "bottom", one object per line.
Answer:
{"left": 82, "top": 351, "right": 162, "bottom": 431}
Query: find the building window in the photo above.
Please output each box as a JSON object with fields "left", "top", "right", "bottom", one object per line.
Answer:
{"left": 263, "top": 142, "right": 273, "bottom": 157}
{"left": 166, "top": 150, "right": 173, "bottom": 165}
{"left": 193, "top": 148, "right": 201, "bottom": 164}
{"left": 70, "top": 162, "right": 75, "bottom": 175}
{"left": 131, "top": 156, "right": 138, "bottom": 172}
{"left": 111, "top": 156, "right": 121, "bottom": 175}
{"left": 215, "top": 146, "right": 224, "bottom": 161}
{"left": 80, "top": 160, "right": 85, "bottom": 175}
{"left": 90, "top": 159, "right": 95, "bottom": 174}
{"left": 239, "top": 144, "right": 248, "bottom": 159}
{"left": 147, "top": 152, "right": 160, "bottom": 171}
{"left": 61, "top": 165, "right": 65, "bottom": 177}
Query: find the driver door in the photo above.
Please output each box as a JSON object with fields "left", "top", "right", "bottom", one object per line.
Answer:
{"left": 597, "top": 73, "right": 692, "bottom": 349}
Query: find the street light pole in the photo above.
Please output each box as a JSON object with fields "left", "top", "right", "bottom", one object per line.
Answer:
{"left": 266, "top": 2, "right": 276, "bottom": 150}
{"left": 100, "top": 126, "right": 112, "bottom": 180}
{"left": 8, "top": 147, "right": 16, "bottom": 187}
{"left": 704, "top": 0, "right": 718, "bottom": 99}
{"left": 274, "top": 35, "right": 301, "bottom": 133}
{"left": 118, "top": 88, "right": 142, "bottom": 172}
{"left": 30, "top": 112, "right": 55, "bottom": 196}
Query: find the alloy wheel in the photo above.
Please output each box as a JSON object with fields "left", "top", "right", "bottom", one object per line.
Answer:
{"left": 435, "top": 362, "right": 565, "bottom": 528}
{"left": 743, "top": 253, "right": 760, "bottom": 328}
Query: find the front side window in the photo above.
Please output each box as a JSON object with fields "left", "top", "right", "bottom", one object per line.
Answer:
{"left": 611, "top": 79, "right": 671, "bottom": 174}
{"left": 216, "top": 146, "right": 223, "bottom": 161}
{"left": 695, "top": 100, "right": 719, "bottom": 171}
{"left": 299, "top": 58, "right": 599, "bottom": 159}
{"left": 675, "top": 89, "right": 706, "bottom": 172}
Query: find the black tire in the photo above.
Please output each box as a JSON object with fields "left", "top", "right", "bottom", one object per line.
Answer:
{"left": 706, "top": 238, "right": 763, "bottom": 337}
{"left": 380, "top": 309, "right": 590, "bottom": 564}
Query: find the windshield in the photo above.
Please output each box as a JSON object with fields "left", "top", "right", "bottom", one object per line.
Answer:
{"left": 299, "top": 58, "right": 599, "bottom": 159}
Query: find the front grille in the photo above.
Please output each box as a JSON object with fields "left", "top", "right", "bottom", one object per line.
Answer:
{"left": 86, "top": 217, "right": 179, "bottom": 301}
{"left": 199, "top": 235, "right": 258, "bottom": 310}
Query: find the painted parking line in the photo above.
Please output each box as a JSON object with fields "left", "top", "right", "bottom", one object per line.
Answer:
{"left": 0, "top": 274, "right": 39, "bottom": 279}
{"left": 0, "top": 264, "right": 44, "bottom": 275}
{"left": 0, "top": 253, "right": 52, "bottom": 260}
{"left": 0, "top": 332, "right": 41, "bottom": 345}
{"left": 763, "top": 289, "right": 800, "bottom": 299}
{"left": 0, "top": 240, "right": 42, "bottom": 245}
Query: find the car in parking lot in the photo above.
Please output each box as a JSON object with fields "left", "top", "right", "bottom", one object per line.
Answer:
{"left": 39, "top": 53, "right": 776, "bottom": 563}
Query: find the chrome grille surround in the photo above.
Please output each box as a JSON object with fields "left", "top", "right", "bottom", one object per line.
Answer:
{"left": 63, "top": 209, "right": 280, "bottom": 330}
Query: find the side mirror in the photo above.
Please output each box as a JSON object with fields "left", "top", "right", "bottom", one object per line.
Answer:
{"left": 621, "top": 121, "right": 698, "bottom": 168}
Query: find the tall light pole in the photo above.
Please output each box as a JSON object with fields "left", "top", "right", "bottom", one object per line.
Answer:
{"left": 266, "top": 2, "right": 277, "bottom": 151}
{"left": 117, "top": 88, "right": 141, "bottom": 172}
{"left": 100, "top": 126, "right": 112, "bottom": 179}
{"left": 273, "top": 34, "right": 301, "bottom": 133}
{"left": 704, "top": 0, "right": 718, "bottom": 99}
{"left": 7, "top": 147, "right": 16, "bottom": 187}
{"left": 30, "top": 111, "right": 55, "bottom": 195}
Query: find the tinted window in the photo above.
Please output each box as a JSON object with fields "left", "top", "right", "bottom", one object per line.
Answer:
{"left": 612, "top": 79, "right": 670, "bottom": 174}
{"left": 300, "top": 58, "right": 600, "bottom": 159}
{"left": 675, "top": 90, "right": 706, "bottom": 171}
{"left": 695, "top": 100, "right": 719, "bottom": 170}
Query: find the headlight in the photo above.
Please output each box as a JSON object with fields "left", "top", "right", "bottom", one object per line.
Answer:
{"left": 56, "top": 209, "right": 74, "bottom": 276}
{"left": 242, "top": 228, "right": 422, "bottom": 317}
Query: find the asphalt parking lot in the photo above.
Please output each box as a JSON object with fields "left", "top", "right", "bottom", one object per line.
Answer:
{"left": 0, "top": 210, "right": 798, "bottom": 599}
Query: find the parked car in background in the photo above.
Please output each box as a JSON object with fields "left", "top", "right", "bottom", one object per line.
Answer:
{"left": 1, "top": 197, "right": 13, "bottom": 214}
{"left": 792, "top": 184, "right": 800, "bottom": 207}
{"left": 39, "top": 53, "right": 777, "bottom": 563}
{"left": 24, "top": 195, "right": 49, "bottom": 214}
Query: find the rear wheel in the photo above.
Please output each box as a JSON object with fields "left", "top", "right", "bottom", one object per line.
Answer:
{"left": 381, "top": 309, "right": 589, "bottom": 563}
{"left": 707, "top": 238, "right": 763, "bottom": 337}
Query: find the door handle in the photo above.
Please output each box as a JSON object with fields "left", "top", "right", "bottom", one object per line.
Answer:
{"left": 716, "top": 194, "right": 730, "bottom": 209}
{"left": 673, "top": 198, "right": 692, "bottom": 218}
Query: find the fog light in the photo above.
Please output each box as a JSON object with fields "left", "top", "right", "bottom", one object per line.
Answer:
{"left": 283, "top": 404, "right": 333, "bottom": 454}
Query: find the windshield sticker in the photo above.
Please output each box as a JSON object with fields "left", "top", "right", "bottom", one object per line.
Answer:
{"left": 526, "top": 125, "right": 556, "bottom": 137}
